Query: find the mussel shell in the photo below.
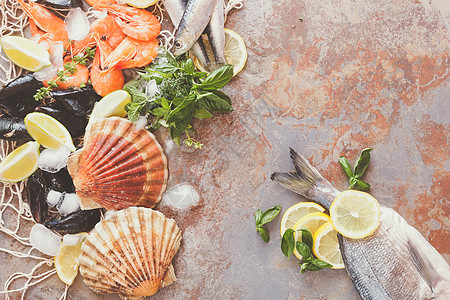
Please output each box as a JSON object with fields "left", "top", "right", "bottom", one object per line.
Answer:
{"left": 42, "top": 168, "right": 75, "bottom": 193}
{"left": 37, "top": 0, "right": 83, "bottom": 8}
{"left": 26, "top": 169, "right": 49, "bottom": 224}
{"left": 0, "top": 115, "right": 32, "bottom": 141}
{"left": 50, "top": 85, "right": 100, "bottom": 117}
{"left": 0, "top": 74, "right": 42, "bottom": 117}
{"left": 35, "top": 106, "right": 87, "bottom": 138}
{"left": 44, "top": 209, "right": 101, "bottom": 234}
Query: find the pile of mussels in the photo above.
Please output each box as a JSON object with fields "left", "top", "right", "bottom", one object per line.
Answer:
{"left": 0, "top": 74, "right": 102, "bottom": 233}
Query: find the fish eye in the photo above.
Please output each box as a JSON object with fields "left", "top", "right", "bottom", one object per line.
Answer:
{"left": 175, "top": 41, "right": 182, "bottom": 49}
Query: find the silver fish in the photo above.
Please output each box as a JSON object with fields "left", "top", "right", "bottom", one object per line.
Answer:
{"left": 173, "top": 0, "right": 217, "bottom": 56}
{"left": 205, "top": 0, "right": 226, "bottom": 71}
{"left": 162, "top": 0, "right": 212, "bottom": 70}
{"left": 271, "top": 148, "right": 450, "bottom": 300}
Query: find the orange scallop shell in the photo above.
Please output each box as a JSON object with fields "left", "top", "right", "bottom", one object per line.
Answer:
{"left": 67, "top": 117, "right": 168, "bottom": 210}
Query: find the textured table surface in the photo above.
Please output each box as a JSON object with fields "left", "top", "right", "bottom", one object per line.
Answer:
{"left": 1, "top": 0, "right": 449, "bottom": 299}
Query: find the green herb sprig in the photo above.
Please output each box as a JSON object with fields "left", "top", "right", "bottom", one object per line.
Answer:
{"left": 254, "top": 205, "right": 282, "bottom": 242}
{"left": 124, "top": 48, "right": 234, "bottom": 148}
{"left": 339, "top": 148, "right": 373, "bottom": 191}
{"left": 34, "top": 47, "right": 95, "bottom": 101}
{"left": 281, "top": 228, "right": 333, "bottom": 273}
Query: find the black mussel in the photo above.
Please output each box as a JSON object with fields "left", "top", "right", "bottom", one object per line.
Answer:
{"left": 42, "top": 168, "right": 75, "bottom": 193}
{"left": 50, "top": 85, "right": 100, "bottom": 117}
{"left": 26, "top": 169, "right": 49, "bottom": 224}
{"left": 0, "top": 74, "right": 42, "bottom": 117}
{"left": 0, "top": 115, "right": 32, "bottom": 141}
{"left": 37, "top": 0, "right": 83, "bottom": 8}
{"left": 44, "top": 209, "right": 102, "bottom": 234}
{"left": 35, "top": 106, "right": 88, "bottom": 137}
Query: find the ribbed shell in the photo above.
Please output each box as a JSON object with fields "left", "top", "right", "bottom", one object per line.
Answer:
{"left": 79, "top": 207, "right": 182, "bottom": 298}
{"left": 67, "top": 117, "right": 168, "bottom": 210}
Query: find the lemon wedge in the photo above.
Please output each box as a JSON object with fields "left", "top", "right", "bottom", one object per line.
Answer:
{"left": 24, "top": 112, "right": 75, "bottom": 152}
{"left": 121, "top": 0, "right": 158, "bottom": 8}
{"left": 0, "top": 141, "right": 40, "bottom": 183}
{"left": 330, "top": 190, "right": 380, "bottom": 239}
{"left": 280, "top": 202, "right": 325, "bottom": 237}
{"left": 54, "top": 232, "right": 88, "bottom": 285}
{"left": 192, "top": 28, "right": 247, "bottom": 76}
{"left": 0, "top": 36, "right": 51, "bottom": 72}
{"left": 292, "top": 212, "right": 330, "bottom": 260}
{"left": 89, "top": 90, "right": 131, "bottom": 125}
{"left": 313, "top": 221, "right": 345, "bottom": 269}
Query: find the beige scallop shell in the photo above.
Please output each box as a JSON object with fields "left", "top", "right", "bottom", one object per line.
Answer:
{"left": 79, "top": 207, "right": 182, "bottom": 299}
{"left": 67, "top": 117, "right": 168, "bottom": 210}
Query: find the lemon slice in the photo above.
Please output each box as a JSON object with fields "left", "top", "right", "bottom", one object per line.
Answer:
{"left": 89, "top": 90, "right": 131, "bottom": 125}
{"left": 313, "top": 221, "right": 345, "bottom": 269}
{"left": 55, "top": 232, "right": 88, "bottom": 285}
{"left": 292, "top": 212, "right": 330, "bottom": 260}
{"left": 0, "top": 141, "right": 40, "bottom": 183}
{"left": 192, "top": 28, "right": 247, "bottom": 76}
{"left": 24, "top": 112, "right": 76, "bottom": 152}
{"left": 280, "top": 202, "right": 325, "bottom": 237}
{"left": 0, "top": 36, "right": 51, "bottom": 71}
{"left": 330, "top": 190, "right": 380, "bottom": 239}
{"left": 121, "top": 0, "right": 158, "bottom": 8}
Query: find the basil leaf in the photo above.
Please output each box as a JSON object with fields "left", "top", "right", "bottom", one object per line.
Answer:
{"left": 255, "top": 209, "right": 263, "bottom": 226}
{"left": 199, "top": 64, "right": 233, "bottom": 91}
{"left": 257, "top": 226, "right": 270, "bottom": 242}
{"left": 260, "top": 205, "right": 282, "bottom": 225}
{"left": 198, "top": 92, "right": 233, "bottom": 112}
{"left": 349, "top": 176, "right": 358, "bottom": 189}
{"left": 298, "top": 229, "right": 313, "bottom": 250}
{"left": 296, "top": 241, "right": 311, "bottom": 259}
{"left": 211, "top": 90, "right": 232, "bottom": 105}
{"left": 310, "top": 258, "right": 333, "bottom": 269}
{"left": 300, "top": 262, "right": 309, "bottom": 274}
{"left": 161, "top": 97, "right": 170, "bottom": 109}
{"left": 353, "top": 179, "right": 370, "bottom": 191}
{"left": 125, "top": 102, "right": 143, "bottom": 122}
{"left": 339, "top": 156, "right": 353, "bottom": 178}
{"left": 354, "top": 148, "right": 373, "bottom": 178}
{"left": 305, "top": 264, "right": 322, "bottom": 271}
{"left": 182, "top": 59, "right": 195, "bottom": 75}
{"left": 167, "top": 94, "right": 195, "bottom": 125}
{"left": 281, "top": 229, "right": 295, "bottom": 259}
{"left": 194, "top": 107, "right": 213, "bottom": 119}
{"left": 169, "top": 126, "right": 181, "bottom": 146}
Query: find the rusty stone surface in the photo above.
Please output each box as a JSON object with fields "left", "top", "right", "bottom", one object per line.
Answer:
{"left": 1, "top": 0, "right": 449, "bottom": 299}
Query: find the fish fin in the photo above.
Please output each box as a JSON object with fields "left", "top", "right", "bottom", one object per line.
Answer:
{"left": 270, "top": 171, "right": 310, "bottom": 196}
{"left": 407, "top": 240, "right": 436, "bottom": 291}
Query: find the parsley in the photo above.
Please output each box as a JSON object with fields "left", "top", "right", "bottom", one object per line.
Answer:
{"left": 124, "top": 48, "right": 234, "bottom": 148}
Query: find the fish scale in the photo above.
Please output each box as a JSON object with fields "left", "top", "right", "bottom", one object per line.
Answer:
{"left": 271, "top": 148, "right": 450, "bottom": 300}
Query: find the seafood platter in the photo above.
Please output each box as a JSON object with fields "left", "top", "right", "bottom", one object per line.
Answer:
{"left": 0, "top": 0, "right": 449, "bottom": 299}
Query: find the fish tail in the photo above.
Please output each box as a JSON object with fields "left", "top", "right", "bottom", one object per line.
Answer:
{"left": 271, "top": 148, "right": 339, "bottom": 209}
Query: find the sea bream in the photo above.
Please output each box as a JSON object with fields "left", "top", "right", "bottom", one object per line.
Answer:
{"left": 173, "top": 0, "right": 217, "bottom": 56}
{"left": 271, "top": 148, "right": 450, "bottom": 300}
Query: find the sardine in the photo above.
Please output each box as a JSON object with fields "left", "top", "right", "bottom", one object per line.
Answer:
{"left": 205, "top": 0, "right": 226, "bottom": 71}
{"left": 173, "top": 0, "right": 217, "bottom": 56}
{"left": 271, "top": 148, "right": 450, "bottom": 300}
{"left": 163, "top": 0, "right": 212, "bottom": 69}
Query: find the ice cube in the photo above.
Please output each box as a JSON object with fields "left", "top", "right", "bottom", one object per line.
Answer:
{"left": 46, "top": 190, "right": 62, "bottom": 208}
{"left": 163, "top": 183, "right": 200, "bottom": 209}
{"left": 65, "top": 8, "right": 90, "bottom": 41}
{"left": 29, "top": 224, "right": 61, "bottom": 256}
{"left": 37, "top": 147, "right": 71, "bottom": 173}
{"left": 145, "top": 79, "right": 159, "bottom": 101}
{"left": 62, "top": 234, "right": 81, "bottom": 246}
{"left": 134, "top": 116, "right": 147, "bottom": 131}
{"left": 57, "top": 193, "right": 80, "bottom": 216}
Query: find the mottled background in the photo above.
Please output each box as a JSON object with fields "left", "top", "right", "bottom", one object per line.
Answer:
{"left": 1, "top": 0, "right": 449, "bottom": 298}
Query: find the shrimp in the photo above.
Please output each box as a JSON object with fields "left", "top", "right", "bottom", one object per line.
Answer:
{"left": 43, "top": 59, "right": 89, "bottom": 90}
{"left": 69, "top": 15, "right": 125, "bottom": 57}
{"left": 96, "top": 4, "right": 161, "bottom": 41}
{"left": 16, "top": 0, "right": 70, "bottom": 48}
{"left": 102, "top": 36, "right": 159, "bottom": 71}
{"left": 85, "top": 0, "right": 116, "bottom": 8}
{"left": 90, "top": 38, "right": 124, "bottom": 96}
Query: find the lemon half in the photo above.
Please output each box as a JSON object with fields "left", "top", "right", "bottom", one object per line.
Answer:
{"left": 0, "top": 141, "right": 40, "bottom": 183}
{"left": 330, "top": 190, "right": 380, "bottom": 239}
{"left": 55, "top": 232, "right": 88, "bottom": 285}
{"left": 313, "top": 221, "right": 345, "bottom": 269}
{"left": 0, "top": 36, "right": 51, "bottom": 71}
{"left": 89, "top": 90, "right": 131, "bottom": 125}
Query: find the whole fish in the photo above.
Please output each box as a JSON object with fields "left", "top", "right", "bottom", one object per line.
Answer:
{"left": 205, "top": 0, "right": 226, "bottom": 71}
{"left": 162, "top": 0, "right": 212, "bottom": 70}
{"left": 173, "top": 0, "right": 217, "bottom": 56}
{"left": 271, "top": 148, "right": 450, "bottom": 300}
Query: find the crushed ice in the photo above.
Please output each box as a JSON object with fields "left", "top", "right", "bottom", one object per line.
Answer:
{"left": 29, "top": 224, "right": 61, "bottom": 256}
{"left": 134, "top": 116, "right": 148, "bottom": 131}
{"left": 37, "top": 147, "right": 71, "bottom": 173}
{"left": 163, "top": 183, "right": 200, "bottom": 209}
{"left": 57, "top": 193, "right": 80, "bottom": 216}
{"left": 65, "top": 8, "right": 90, "bottom": 41}
{"left": 46, "top": 190, "right": 62, "bottom": 208}
{"left": 145, "top": 79, "right": 159, "bottom": 101}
